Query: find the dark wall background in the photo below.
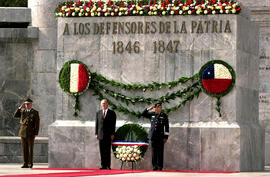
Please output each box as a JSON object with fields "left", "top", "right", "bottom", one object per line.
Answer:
{"left": 0, "top": 0, "right": 27, "bottom": 7}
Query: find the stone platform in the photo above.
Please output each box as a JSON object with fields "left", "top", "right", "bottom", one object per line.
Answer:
{"left": 0, "top": 137, "right": 48, "bottom": 163}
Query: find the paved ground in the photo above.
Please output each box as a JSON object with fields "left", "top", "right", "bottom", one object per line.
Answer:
{"left": 0, "top": 164, "right": 270, "bottom": 177}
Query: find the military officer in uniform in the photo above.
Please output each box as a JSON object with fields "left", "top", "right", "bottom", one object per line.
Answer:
{"left": 141, "top": 103, "right": 169, "bottom": 171}
{"left": 95, "top": 99, "right": 116, "bottom": 170}
{"left": 14, "top": 98, "right": 40, "bottom": 168}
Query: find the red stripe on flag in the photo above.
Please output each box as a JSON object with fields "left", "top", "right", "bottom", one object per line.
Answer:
{"left": 202, "top": 79, "right": 232, "bottom": 94}
{"left": 78, "top": 64, "right": 89, "bottom": 92}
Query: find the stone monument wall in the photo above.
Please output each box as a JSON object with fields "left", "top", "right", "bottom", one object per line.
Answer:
{"left": 49, "top": 14, "right": 264, "bottom": 171}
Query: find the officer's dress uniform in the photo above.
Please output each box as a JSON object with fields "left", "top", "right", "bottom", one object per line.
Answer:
{"left": 14, "top": 108, "right": 40, "bottom": 167}
{"left": 141, "top": 109, "right": 169, "bottom": 170}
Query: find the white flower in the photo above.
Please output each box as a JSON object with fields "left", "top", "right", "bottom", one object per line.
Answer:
{"left": 220, "top": 9, "right": 224, "bottom": 13}
{"left": 148, "top": 11, "right": 152, "bottom": 15}
{"left": 170, "top": 11, "right": 174, "bottom": 15}
{"left": 135, "top": 156, "right": 140, "bottom": 160}
{"left": 204, "top": 10, "right": 208, "bottom": 14}
{"left": 125, "top": 11, "right": 128, "bottom": 15}
{"left": 140, "top": 11, "right": 143, "bottom": 15}
{"left": 97, "top": 12, "right": 100, "bottom": 16}
{"left": 127, "top": 157, "right": 130, "bottom": 161}
{"left": 131, "top": 157, "right": 135, "bottom": 161}
{"left": 196, "top": 10, "right": 201, "bottom": 15}
{"left": 111, "top": 12, "right": 114, "bottom": 16}
{"left": 225, "top": 9, "right": 229, "bottom": 14}
{"left": 162, "top": 11, "right": 166, "bottom": 15}
{"left": 122, "top": 157, "right": 126, "bottom": 161}
{"left": 65, "top": 13, "right": 69, "bottom": 16}
{"left": 188, "top": 10, "right": 192, "bottom": 14}
{"left": 97, "top": 7, "right": 101, "bottom": 12}
{"left": 133, "top": 10, "right": 136, "bottom": 14}
{"left": 153, "top": 11, "right": 157, "bottom": 15}
{"left": 80, "top": 9, "right": 84, "bottom": 13}
{"left": 119, "top": 12, "right": 122, "bottom": 16}
{"left": 232, "top": 9, "right": 236, "bottom": 13}
{"left": 86, "top": 8, "right": 90, "bottom": 12}
{"left": 179, "top": 10, "right": 183, "bottom": 14}
{"left": 212, "top": 10, "right": 216, "bottom": 14}
{"left": 104, "top": 12, "right": 108, "bottom": 16}
{"left": 91, "top": 12, "right": 95, "bottom": 16}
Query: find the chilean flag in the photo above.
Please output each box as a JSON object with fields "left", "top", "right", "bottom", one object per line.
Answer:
{"left": 201, "top": 64, "right": 232, "bottom": 94}
{"left": 70, "top": 63, "right": 89, "bottom": 93}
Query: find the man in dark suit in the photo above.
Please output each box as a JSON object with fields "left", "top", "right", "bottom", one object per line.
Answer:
{"left": 95, "top": 99, "right": 116, "bottom": 170}
{"left": 14, "top": 98, "right": 40, "bottom": 168}
{"left": 141, "top": 103, "right": 169, "bottom": 171}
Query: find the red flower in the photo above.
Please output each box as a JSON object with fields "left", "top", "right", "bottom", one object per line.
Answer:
{"left": 115, "top": 12, "right": 118, "bottom": 15}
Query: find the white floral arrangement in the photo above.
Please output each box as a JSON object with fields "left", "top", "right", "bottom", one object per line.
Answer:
{"left": 114, "top": 145, "right": 142, "bottom": 162}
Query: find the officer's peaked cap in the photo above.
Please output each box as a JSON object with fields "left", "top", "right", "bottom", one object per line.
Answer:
{"left": 24, "top": 98, "right": 33, "bottom": 103}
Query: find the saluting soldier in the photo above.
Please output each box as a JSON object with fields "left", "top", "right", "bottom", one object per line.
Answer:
{"left": 14, "top": 98, "right": 40, "bottom": 168}
{"left": 141, "top": 103, "right": 169, "bottom": 171}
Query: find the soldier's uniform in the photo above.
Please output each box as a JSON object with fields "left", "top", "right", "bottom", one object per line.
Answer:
{"left": 141, "top": 108, "right": 169, "bottom": 171}
{"left": 14, "top": 99, "right": 40, "bottom": 168}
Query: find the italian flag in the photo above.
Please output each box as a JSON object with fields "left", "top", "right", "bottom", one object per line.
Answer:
{"left": 201, "top": 64, "right": 232, "bottom": 94}
{"left": 70, "top": 63, "right": 89, "bottom": 93}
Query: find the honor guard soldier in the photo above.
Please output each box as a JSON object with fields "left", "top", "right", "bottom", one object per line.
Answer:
{"left": 14, "top": 98, "right": 40, "bottom": 168}
{"left": 141, "top": 103, "right": 169, "bottom": 171}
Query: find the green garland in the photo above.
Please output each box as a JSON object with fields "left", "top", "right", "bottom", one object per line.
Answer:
{"left": 92, "top": 72, "right": 199, "bottom": 91}
{"left": 91, "top": 82, "right": 202, "bottom": 117}
{"left": 91, "top": 80, "right": 200, "bottom": 105}
{"left": 59, "top": 59, "right": 235, "bottom": 118}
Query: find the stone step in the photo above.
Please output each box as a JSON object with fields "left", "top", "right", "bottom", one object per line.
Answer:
{"left": 0, "top": 136, "right": 48, "bottom": 163}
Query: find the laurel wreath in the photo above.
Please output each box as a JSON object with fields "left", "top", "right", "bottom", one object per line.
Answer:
{"left": 199, "top": 60, "right": 236, "bottom": 117}
{"left": 59, "top": 60, "right": 91, "bottom": 116}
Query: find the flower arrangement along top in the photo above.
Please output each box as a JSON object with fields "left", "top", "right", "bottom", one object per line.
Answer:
{"left": 55, "top": 0, "right": 241, "bottom": 18}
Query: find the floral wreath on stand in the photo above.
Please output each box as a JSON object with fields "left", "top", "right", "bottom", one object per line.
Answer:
{"left": 112, "top": 124, "right": 149, "bottom": 170}
{"left": 59, "top": 60, "right": 91, "bottom": 116}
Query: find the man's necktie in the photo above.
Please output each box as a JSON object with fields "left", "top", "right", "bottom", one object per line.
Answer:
{"left": 102, "top": 111, "right": 105, "bottom": 119}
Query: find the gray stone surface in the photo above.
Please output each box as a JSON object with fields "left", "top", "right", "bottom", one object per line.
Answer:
{"left": 48, "top": 14, "right": 264, "bottom": 171}
{"left": 0, "top": 137, "right": 48, "bottom": 163}
{"left": 0, "top": 7, "right": 31, "bottom": 23}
